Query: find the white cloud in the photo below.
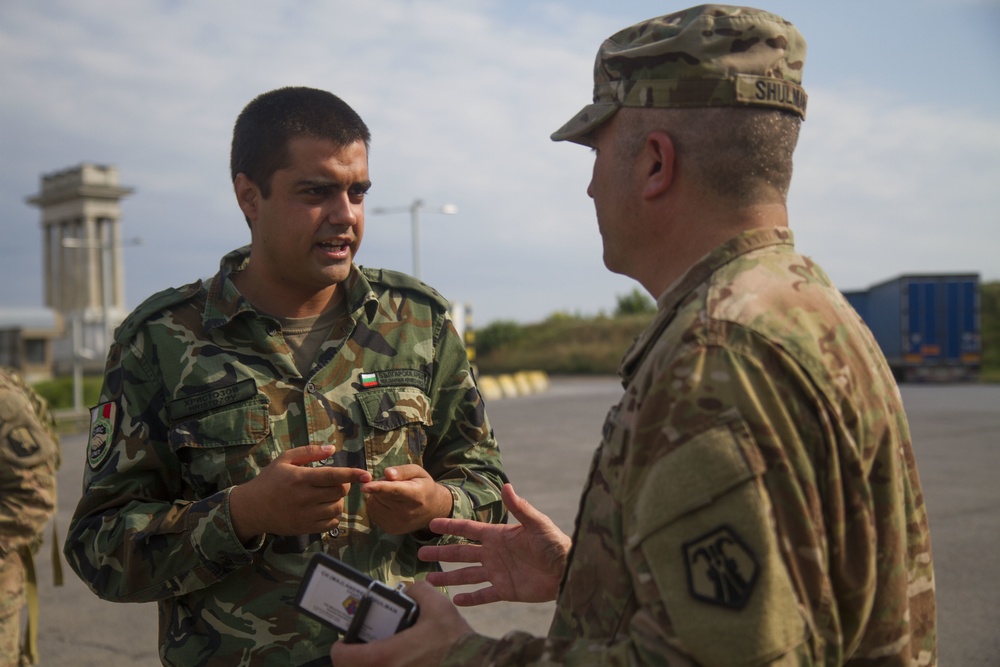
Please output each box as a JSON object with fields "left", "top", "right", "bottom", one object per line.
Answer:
{"left": 2, "top": 0, "right": 998, "bottom": 328}
{"left": 792, "top": 86, "right": 1000, "bottom": 291}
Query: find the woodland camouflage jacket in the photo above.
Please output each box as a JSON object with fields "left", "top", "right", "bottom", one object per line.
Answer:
{"left": 65, "top": 248, "right": 507, "bottom": 667}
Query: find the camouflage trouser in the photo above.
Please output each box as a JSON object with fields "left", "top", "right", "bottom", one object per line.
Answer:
{"left": 0, "top": 609, "right": 23, "bottom": 667}
{"left": 0, "top": 558, "right": 26, "bottom": 667}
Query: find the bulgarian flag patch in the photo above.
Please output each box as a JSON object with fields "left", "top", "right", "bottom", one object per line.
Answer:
{"left": 360, "top": 372, "right": 379, "bottom": 388}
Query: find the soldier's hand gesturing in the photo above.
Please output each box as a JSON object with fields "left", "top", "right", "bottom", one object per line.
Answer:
{"left": 229, "top": 444, "right": 371, "bottom": 544}
{"left": 418, "top": 483, "right": 570, "bottom": 605}
{"left": 360, "top": 465, "right": 454, "bottom": 535}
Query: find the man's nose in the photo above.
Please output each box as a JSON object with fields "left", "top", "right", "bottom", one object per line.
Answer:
{"left": 327, "top": 192, "right": 360, "bottom": 226}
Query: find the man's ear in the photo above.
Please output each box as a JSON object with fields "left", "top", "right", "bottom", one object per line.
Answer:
{"left": 641, "top": 131, "right": 675, "bottom": 200}
{"left": 233, "top": 173, "right": 260, "bottom": 221}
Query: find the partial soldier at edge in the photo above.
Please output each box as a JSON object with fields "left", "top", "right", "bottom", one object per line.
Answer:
{"left": 0, "top": 368, "right": 60, "bottom": 667}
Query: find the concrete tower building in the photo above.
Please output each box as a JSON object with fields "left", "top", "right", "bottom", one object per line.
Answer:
{"left": 26, "top": 163, "right": 133, "bottom": 372}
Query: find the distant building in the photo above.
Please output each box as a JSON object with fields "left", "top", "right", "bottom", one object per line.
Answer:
{"left": 0, "top": 164, "right": 133, "bottom": 380}
{"left": 0, "top": 308, "right": 62, "bottom": 383}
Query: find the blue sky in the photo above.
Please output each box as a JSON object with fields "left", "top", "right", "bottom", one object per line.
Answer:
{"left": 2, "top": 0, "right": 998, "bottom": 326}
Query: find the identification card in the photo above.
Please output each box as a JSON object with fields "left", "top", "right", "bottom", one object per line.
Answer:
{"left": 294, "top": 553, "right": 419, "bottom": 643}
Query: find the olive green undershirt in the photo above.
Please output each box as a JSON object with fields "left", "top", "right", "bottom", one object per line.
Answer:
{"left": 268, "top": 304, "right": 345, "bottom": 377}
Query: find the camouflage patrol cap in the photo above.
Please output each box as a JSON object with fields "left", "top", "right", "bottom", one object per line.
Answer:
{"left": 551, "top": 4, "right": 807, "bottom": 145}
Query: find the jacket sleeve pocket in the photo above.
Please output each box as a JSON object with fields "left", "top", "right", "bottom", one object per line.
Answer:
{"left": 627, "top": 419, "right": 809, "bottom": 667}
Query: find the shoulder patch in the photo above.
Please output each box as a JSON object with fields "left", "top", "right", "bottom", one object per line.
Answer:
{"left": 359, "top": 266, "right": 450, "bottom": 310}
{"left": 88, "top": 402, "right": 119, "bottom": 470}
{"left": 114, "top": 280, "right": 203, "bottom": 344}
{"left": 0, "top": 370, "right": 60, "bottom": 469}
{"left": 630, "top": 420, "right": 807, "bottom": 664}
{"left": 8, "top": 426, "right": 42, "bottom": 459}
{"left": 1, "top": 424, "right": 56, "bottom": 469}
{"left": 684, "top": 525, "right": 758, "bottom": 609}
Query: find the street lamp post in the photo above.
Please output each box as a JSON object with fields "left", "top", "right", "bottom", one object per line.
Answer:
{"left": 370, "top": 198, "right": 457, "bottom": 280}
{"left": 61, "top": 235, "right": 141, "bottom": 412}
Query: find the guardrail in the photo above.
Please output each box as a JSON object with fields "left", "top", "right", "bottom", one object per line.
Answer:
{"left": 476, "top": 370, "right": 550, "bottom": 401}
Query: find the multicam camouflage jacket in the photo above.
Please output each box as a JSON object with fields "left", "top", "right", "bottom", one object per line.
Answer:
{"left": 64, "top": 247, "right": 507, "bottom": 667}
{"left": 0, "top": 368, "right": 59, "bottom": 665}
{"left": 444, "top": 228, "right": 936, "bottom": 666}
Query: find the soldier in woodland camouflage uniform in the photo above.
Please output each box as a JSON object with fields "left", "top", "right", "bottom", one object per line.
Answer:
{"left": 334, "top": 5, "right": 936, "bottom": 667}
{"left": 0, "top": 368, "right": 59, "bottom": 667}
{"left": 64, "top": 87, "right": 507, "bottom": 666}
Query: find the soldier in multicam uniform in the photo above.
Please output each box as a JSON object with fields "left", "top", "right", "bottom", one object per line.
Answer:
{"left": 64, "top": 86, "right": 508, "bottom": 666}
{"left": 0, "top": 368, "right": 59, "bottom": 667}
{"left": 333, "top": 5, "right": 937, "bottom": 667}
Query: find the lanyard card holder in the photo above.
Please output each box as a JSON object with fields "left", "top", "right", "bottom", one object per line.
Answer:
{"left": 294, "top": 552, "right": 420, "bottom": 643}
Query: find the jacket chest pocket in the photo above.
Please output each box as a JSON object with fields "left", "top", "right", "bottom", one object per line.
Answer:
{"left": 168, "top": 401, "right": 274, "bottom": 497}
{"left": 555, "top": 403, "right": 632, "bottom": 635}
{"left": 357, "top": 387, "right": 431, "bottom": 474}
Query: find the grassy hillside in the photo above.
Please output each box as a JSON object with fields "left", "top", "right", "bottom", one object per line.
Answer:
{"left": 478, "top": 282, "right": 1000, "bottom": 381}
{"left": 476, "top": 312, "right": 654, "bottom": 375}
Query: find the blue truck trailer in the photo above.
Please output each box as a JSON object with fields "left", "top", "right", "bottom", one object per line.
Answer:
{"left": 843, "top": 274, "right": 981, "bottom": 382}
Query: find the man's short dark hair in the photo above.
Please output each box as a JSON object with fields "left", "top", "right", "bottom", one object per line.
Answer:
{"left": 230, "top": 87, "right": 371, "bottom": 197}
{"left": 617, "top": 107, "right": 801, "bottom": 206}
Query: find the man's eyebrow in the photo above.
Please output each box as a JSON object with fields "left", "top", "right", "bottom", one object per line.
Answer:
{"left": 295, "top": 178, "right": 337, "bottom": 189}
{"left": 295, "top": 178, "right": 372, "bottom": 190}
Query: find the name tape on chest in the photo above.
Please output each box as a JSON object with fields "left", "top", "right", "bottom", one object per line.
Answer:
{"left": 167, "top": 379, "right": 258, "bottom": 421}
{"left": 359, "top": 369, "right": 429, "bottom": 393}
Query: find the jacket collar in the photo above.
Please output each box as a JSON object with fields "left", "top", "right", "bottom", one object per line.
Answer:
{"left": 618, "top": 227, "right": 795, "bottom": 384}
{"left": 202, "top": 246, "right": 379, "bottom": 332}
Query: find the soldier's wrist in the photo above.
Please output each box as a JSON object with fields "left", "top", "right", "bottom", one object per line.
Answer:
{"left": 228, "top": 484, "right": 263, "bottom": 545}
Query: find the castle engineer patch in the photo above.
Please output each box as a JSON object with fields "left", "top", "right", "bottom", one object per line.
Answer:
{"left": 683, "top": 525, "right": 759, "bottom": 610}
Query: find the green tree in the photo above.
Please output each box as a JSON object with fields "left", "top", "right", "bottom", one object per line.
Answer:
{"left": 476, "top": 320, "right": 524, "bottom": 357}
{"left": 981, "top": 281, "right": 999, "bottom": 377}
{"left": 614, "top": 288, "right": 656, "bottom": 317}
{"left": 33, "top": 375, "right": 103, "bottom": 410}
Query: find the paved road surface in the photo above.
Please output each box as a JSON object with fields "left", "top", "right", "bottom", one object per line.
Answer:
{"left": 31, "top": 378, "right": 1000, "bottom": 665}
